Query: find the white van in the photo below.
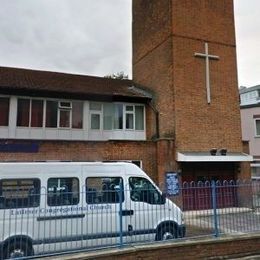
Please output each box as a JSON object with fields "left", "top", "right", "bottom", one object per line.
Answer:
{"left": 0, "top": 162, "right": 185, "bottom": 258}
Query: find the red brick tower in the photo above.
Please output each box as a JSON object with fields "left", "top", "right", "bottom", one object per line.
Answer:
{"left": 133, "top": 0, "right": 251, "bottom": 196}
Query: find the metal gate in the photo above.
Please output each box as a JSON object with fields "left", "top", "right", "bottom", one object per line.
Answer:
{"left": 182, "top": 181, "right": 238, "bottom": 210}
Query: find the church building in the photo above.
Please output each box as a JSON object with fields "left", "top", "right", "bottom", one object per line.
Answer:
{"left": 132, "top": 0, "right": 252, "bottom": 183}
{"left": 0, "top": 0, "right": 252, "bottom": 209}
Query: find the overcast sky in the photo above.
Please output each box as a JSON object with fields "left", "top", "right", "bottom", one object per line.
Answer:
{"left": 0, "top": 0, "right": 259, "bottom": 87}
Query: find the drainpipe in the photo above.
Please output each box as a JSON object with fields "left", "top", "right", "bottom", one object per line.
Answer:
{"left": 148, "top": 101, "right": 159, "bottom": 139}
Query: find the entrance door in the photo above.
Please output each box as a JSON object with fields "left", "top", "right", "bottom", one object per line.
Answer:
{"left": 182, "top": 163, "right": 237, "bottom": 210}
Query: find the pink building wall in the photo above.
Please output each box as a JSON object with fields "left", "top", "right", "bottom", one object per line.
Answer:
{"left": 241, "top": 107, "right": 260, "bottom": 157}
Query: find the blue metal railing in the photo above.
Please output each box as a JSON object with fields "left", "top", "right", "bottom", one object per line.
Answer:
{"left": 0, "top": 180, "right": 259, "bottom": 259}
{"left": 211, "top": 181, "right": 219, "bottom": 237}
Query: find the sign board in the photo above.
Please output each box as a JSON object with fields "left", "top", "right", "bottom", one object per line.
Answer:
{"left": 0, "top": 143, "right": 39, "bottom": 153}
{"left": 166, "top": 172, "right": 179, "bottom": 196}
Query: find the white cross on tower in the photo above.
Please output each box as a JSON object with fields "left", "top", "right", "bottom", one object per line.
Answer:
{"left": 194, "top": 43, "right": 220, "bottom": 104}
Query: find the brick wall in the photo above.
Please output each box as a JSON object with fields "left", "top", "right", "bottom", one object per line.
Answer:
{"left": 133, "top": 39, "right": 175, "bottom": 138}
{"left": 133, "top": 0, "right": 176, "bottom": 138}
{"left": 171, "top": 0, "right": 236, "bottom": 45}
{"left": 132, "top": 0, "right": 248, "bottom": 181}
{"left": 47, "top": 233, "right": 260, "bottom": 260}
{"left": 173, "top": 37, "right": 242, "bottom": 152}
{"left": 156, "top": 139, "right": 177, "bottom": 186}
{"left": 132, "top": 0, "right": 172, "bottom": 65}
{"left": 133, "top": 0, "right": 242, "bottom": 153}
{"left": 0, "top": 140, "right": 158, "bottom": 182}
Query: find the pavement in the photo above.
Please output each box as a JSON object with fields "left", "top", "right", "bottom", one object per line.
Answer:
{"left": 184, "top": 207, "right": 260, "bottom": 235}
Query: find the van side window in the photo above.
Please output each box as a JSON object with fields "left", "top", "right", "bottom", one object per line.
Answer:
{"left": 0, "top": 179, "right": 40, "bottom": 209}
{"left": 129, "top": 177, "right": 164, "bottom": 205}
{"left": 86, "top": 177, "right": 124, "bottom": 204}
{"left": 47, "top": 178, "right": 79, "bottom": 206}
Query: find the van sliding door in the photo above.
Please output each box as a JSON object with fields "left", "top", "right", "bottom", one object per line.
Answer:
{"left": 37, "top": 177, "right": 83, "bottom": 253}
{"left": 84, "top": 176, "right": 126, "bottom": 247}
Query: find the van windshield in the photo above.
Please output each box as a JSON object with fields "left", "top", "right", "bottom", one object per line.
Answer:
{"left": 129, "top": 177, "right": 164, "bottom": 205}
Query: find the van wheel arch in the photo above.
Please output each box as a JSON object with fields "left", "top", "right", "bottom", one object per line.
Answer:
{"left": 155, "top": 221, "right": 178, "bottom": 241}
{"left": 2, "top": 235, "right": 34, "bottom": 259}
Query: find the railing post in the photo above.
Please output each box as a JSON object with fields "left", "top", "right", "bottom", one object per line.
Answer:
{"left": 211, "top": 180, "right": 219, "bottom": 237}
{"left": 116, "top": 180, "right": 123, "bottom": 248}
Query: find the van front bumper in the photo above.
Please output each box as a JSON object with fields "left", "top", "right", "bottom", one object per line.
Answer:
{"left": 178, "top": 224, "right": 186, "bottom": 238}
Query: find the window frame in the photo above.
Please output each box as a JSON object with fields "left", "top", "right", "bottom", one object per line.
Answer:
{"left": 129, "top": 177, "right": 164, "bottom": 205}
{"left": 99, "top": 102, "right": 145, "bottom": 132}
{"left": 31, "top": 99, "right": 44, "bottom": 128}
{"left": 125, "top": 105, "right": 135, "bottom": 130}
{"left": 58, "top": 101, "right": 72, "bottom": 129}
{"left": 72, "top": 101, "right": 83, "bottom": 129}
{"left": 0, "top": 96, "right": 10, "bottom": 127}
{"left": 113, "top": 103, "right": 123, "bottom": 130}
{"left": 89, "top": 102, "right": 102, "bottom": 130}
{"left": 16, "top": 97, "right": 84, "bottom": 130}
{"left": 0, "top": 178, "right": 41, "bottom": 209}
{"left": 134, "top": 105, "right": 145, "bottom": 131}
{"left": 16, "top": 98, "right": 30, "bottom": 127}
{"left": 15, "top": 97, "right": 146, "bottom": 133}
{"left": 255, "top": 119, "right": 260, "bottom": 137}
{"left": 45, "top": 100, "right": 58, "bottom": 128}
{"left": 85, "top": 176, "right": 124, "bottom": 204}
{"left": 47, "top": 177, "right": 80, "bottom": 207}
{"left": 123, "top": 104, "right": 145, "bottom": 131}
{"left": 17, "top": 98, "right": 44, "bottom": 128}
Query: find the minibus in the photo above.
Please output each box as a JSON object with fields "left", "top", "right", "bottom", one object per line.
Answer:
{"left": 0, "top": 162, "right": 185, "bottom": 258}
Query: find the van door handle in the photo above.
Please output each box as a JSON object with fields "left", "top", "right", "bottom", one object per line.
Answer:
{"left": 121, "top": 209, "right": 134, "bottom": 216}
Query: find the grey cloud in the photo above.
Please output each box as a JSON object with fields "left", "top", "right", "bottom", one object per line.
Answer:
{"left": 0, "top": 0, "right": 259, "bottom": 86}
{"left": 235, "top": 0, "right": 260, "bottom": 86}
{"left": 0, "top": 0, "right": 132, "bottom": 77}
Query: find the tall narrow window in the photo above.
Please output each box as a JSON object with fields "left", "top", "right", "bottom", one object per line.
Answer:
{"left": 114, "top": 104, "right": 123, "bottom": 129}
{"left": 256, "top": 120, "right": 260, "bottom": 136}
{"left": 46, "top": 101, "right": 58, "bottom": 128}
{"left": 72, "top": 101, "right": 83, "bottom": 129}
{"left": 103, "top": 103, "right": 114, "bottom": 130}
{"left": 135, "top": 106, "right": 144, "bottom": 130}
{"left": 90, "top": 102, "right": 102, "bottom": 130}
{"left": 31, "top": 100, "right": 43, "bottom": 127}
{"left": 91, "top": 114, "right": 100, "bottom": 129}
{"left": 59, "top": 101, "right": 71, "bottom": 128}
{"left": 0, "top": 97, "right": 9, "bottom": 126}
{"left": 17, "top": 99, "right": 30, "bottom": 127}
{"left": 125, "top": 105, "right": 134, "bottom": 130}
{"left": 59, "top": 110, "right": 70, "bottom": 128}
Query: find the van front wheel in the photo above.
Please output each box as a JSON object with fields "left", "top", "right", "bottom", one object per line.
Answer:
{"left": 4, "top": 241, "right": 33, "bottom": 259}
{"left": 157, "top": 224, "right": 176, "bottom": 241}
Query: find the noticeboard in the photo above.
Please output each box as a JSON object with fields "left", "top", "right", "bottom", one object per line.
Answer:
{"left": 166, "top": 172, "right": 179, "bottom": 196}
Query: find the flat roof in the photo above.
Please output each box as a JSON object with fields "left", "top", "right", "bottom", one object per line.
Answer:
{"left": 239, "top": 85, "right": 260, "bottom": 94}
